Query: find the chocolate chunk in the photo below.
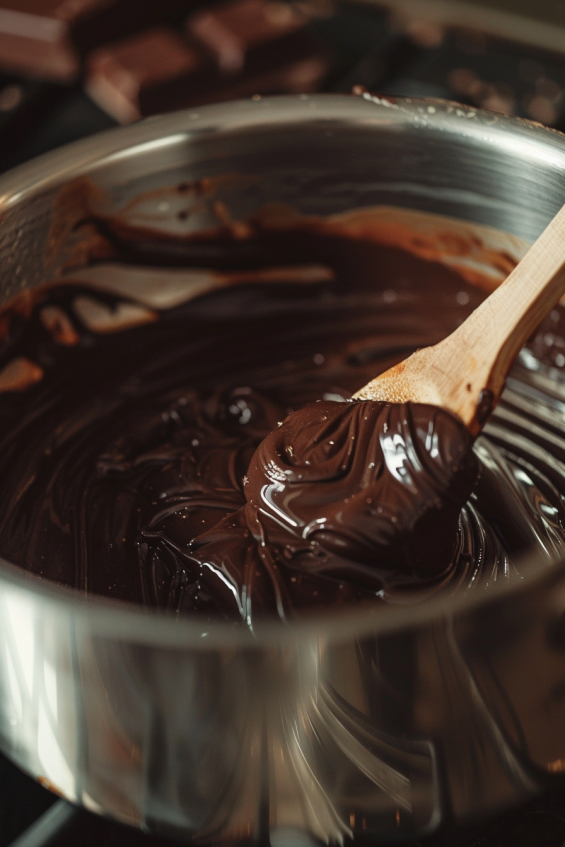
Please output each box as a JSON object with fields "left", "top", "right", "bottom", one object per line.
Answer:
{"left": 0, "top": 0, "right": 197, "bottom": 81}
{"left": 86, "top": 27, "right": 207, "bottom": 123}
{"left": 86, "top": 6, "right": 330, "bottom": 123}
{"left": 188, "top": 0, "right": 306, "bottom": 74}
{"left": 186, "top": 0, "right": 331, "bottom": 97}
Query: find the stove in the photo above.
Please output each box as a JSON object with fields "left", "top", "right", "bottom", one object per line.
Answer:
{"left": 0, "top": 1, "right": 565, "bottom": 844}
{"left": 4, "top": 754, "right": 565, "bottom": 846}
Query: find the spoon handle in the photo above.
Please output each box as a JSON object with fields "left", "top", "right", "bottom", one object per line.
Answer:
{"left": 355, "top": 203, "right": 565, "bottom": 436}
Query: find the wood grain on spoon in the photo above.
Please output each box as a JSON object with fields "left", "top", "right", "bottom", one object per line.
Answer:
{"left": 354, "top": 204, "right": 565, "bottom": 437}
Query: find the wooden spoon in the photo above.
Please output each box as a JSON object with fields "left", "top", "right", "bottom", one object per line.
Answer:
{"left": 354, "top": 204, "right": 565, "bottom": 437}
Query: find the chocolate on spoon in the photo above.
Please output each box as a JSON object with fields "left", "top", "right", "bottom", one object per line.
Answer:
{"left": 234, "top": 204, "right": 565, "bottom": 592}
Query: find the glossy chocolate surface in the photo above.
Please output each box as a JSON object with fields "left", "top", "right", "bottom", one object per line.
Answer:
{"left": 0, "top": 220, "right": 564, "bottom": 625}
{"left": 243, "top": 399, "right": 477, "bottom": 576}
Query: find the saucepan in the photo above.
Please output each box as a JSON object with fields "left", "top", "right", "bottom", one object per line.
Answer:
{"left": 1, "top": 94, "right": 565, "bottom": 844}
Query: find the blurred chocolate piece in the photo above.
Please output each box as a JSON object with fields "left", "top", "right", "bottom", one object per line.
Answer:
{"left": 86, "top": 10, "right": 330, "bottom": 123}
{"left": 86, "top": 28, "right": 205, "bottom": 123}
{"left": 0, "top": 0, "right": 197, "bottom": 82}
{"left": 188, "top": 0, "right": 304, "bottom": 73}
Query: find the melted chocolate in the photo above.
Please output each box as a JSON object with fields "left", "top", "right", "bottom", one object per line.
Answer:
{"left": 242, "top": 400, "right": 478, "bottom": 577}
{"left": 0, "top": 227, "right": 564, "bottom": 625}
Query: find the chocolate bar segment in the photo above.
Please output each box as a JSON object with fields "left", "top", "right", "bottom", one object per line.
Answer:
{"left": 0, "top": 0, "right": 197, "bottom": 81}
{"left": 188, "top": 0, "right": 305, "bottom": 73}
{"left": 86, "top": 7, "right": 330, "bottom": 123}
{"left": 86, "top": 27, "right": 206, "bottom": 123}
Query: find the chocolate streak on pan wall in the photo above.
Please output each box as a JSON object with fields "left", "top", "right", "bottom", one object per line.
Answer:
{"left": 49, "top": 175, "right": 528, "bottom": 285}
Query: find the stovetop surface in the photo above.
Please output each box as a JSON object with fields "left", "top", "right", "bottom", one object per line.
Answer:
{"left": 4, "top": 748, "right": 565, "bottom": 846}
{"left": 2, "top": 2, "right": 565, "bottom": 844}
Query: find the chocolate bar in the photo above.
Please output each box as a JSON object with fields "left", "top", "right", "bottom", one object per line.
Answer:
{"left": 86, "top": 2, "right": 330, "bottom": 123}
{"left": 0, "top": 0, "right": 196, "bottom": 81}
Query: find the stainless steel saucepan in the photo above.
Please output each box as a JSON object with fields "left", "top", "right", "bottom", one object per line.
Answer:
{"left": 0, "top": 94, "right": 565, "bottom": 844}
